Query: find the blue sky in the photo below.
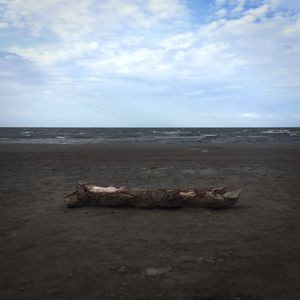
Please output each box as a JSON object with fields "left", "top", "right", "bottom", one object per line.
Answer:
{"left": 0, "top": 0, "right": 299, "bottom": 127}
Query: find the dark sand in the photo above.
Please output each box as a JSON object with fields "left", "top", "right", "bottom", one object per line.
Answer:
{"left": 0, "top": 143, "right": 299, "bottom": 300}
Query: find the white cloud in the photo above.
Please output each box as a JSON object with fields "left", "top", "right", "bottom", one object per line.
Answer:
{"left": 0, "top": 0, "right": 95, "bottom": 39}
{"left": 7, "top": 42, "right": 100, "bottom": 65}
{"left": 89, "top": 42, "right": 98, "bottom": 50}
{"left": 216, "top": 9, "right": 228, "bottom": 17}
{"left": 4, "top": 0, "right": 298, "bottom": 92}
{"left": 239, "top": 113, "right": 260, "bottom": 118}
{"left": 159, "top": 32, "right": 196, "bottom": 50}
{"left": 0, "top": 0, "right": 188, "bottom": 41}
{"left": 0, "top": 21, "right": 8, "bottom": 29}
{"left": 282, "top": 18, "right": 300, "bottom": 35}
{"left": 1, "top": 0, "right": 300, "bottom": 111}
{"left": 147, "top": 0, "right": 187, "bottom": 19}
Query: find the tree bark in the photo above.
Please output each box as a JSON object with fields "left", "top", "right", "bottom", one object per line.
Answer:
{"left": 65, "top": 181, "right": 241, "bottom": 209}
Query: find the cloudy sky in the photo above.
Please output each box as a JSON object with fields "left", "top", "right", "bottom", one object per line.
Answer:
{"left": 0, "top": 0, "right": 299, "bottom": 127}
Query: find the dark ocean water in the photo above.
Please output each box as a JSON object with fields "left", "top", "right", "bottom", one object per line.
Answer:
{"left": 0, "top": 128, "right": 299, "bottom": 144}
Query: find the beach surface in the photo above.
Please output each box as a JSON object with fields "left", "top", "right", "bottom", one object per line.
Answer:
{"left": 0, "top": 143, "right": 299, "bottom": 299}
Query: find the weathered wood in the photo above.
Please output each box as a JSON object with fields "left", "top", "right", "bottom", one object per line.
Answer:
{"left": 65, "top": 181, "right": 241, "bottom": 209}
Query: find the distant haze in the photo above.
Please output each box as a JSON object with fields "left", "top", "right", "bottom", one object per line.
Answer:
{"left": 0, "top": 0, "right": 299, "bottom": 127}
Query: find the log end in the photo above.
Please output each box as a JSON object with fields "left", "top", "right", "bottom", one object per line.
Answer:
{"left": 64, "top": 191, "right": 84, "bottom": 208}
{"left": 201, "top": 188, "right": 242, "bottom": 208}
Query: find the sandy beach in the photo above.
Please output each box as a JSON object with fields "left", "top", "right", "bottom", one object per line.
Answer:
{"left": 0, "top": 143, "right": 299, "bottom": 300}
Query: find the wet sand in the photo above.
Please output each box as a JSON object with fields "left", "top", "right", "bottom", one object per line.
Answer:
{"left": 0, "top": 143, "right": 299, "bottom": 300}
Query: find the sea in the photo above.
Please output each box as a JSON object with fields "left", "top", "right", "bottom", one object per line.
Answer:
{"left": 0, "top": 128, "right": 299, "bottom": 144}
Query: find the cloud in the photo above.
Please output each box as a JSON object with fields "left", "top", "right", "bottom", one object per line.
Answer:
{"left": 159, "top": 32, "right": 196, "bottom": 50}
{"left": 239, "top": 113, "right": 260, "bottom": 118}
{"left": 0, "top": 0, "right": 188, "bottom": 40}
{"left": 0, "top": 0, "right": 299, "bottom": 126}
{"left": 0, "top": 0, "right": 95, "bottom": 39}
{"left": 8, "top": 43, "right": 97, "bottom": 65}
{"left": 0, "top": 21, "right": 8, "bottom": 29}
{"left": 216, "top": 9, "right": 228, "bottom": 18}
{"left": 147, "top": 0, "right": 187, "bottom": 19}
{"left": 2, "top": 0, "right": 299, "bottom": 84}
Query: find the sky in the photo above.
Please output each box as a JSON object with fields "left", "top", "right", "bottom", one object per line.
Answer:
{"left": 0, "top": 0, "right": 299, "bottom": 127}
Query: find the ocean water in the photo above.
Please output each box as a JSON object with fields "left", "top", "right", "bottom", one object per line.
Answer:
{"left": 0, "top": 128, "right": 299, "bottom": 144}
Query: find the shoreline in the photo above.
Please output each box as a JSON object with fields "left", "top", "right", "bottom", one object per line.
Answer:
{"left": 1, "top": 141, "right": 300, "bottom": 150}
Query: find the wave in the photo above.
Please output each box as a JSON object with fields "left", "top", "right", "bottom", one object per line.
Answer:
{"left": 162, "top": 130, "right": 189, "bottom": 135}
{"left": 0, "top": 128, "right": 298, "bottom": 144}
{"left": 261, "top": 129, "right": 297, "bottom": 136}
{"left": 21, "top": 131, "right": 32, "bottom": 136}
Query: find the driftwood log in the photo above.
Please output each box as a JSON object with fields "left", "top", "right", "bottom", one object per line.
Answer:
{"left": 65, "top": 181, "right": 241, "bottom": 209}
